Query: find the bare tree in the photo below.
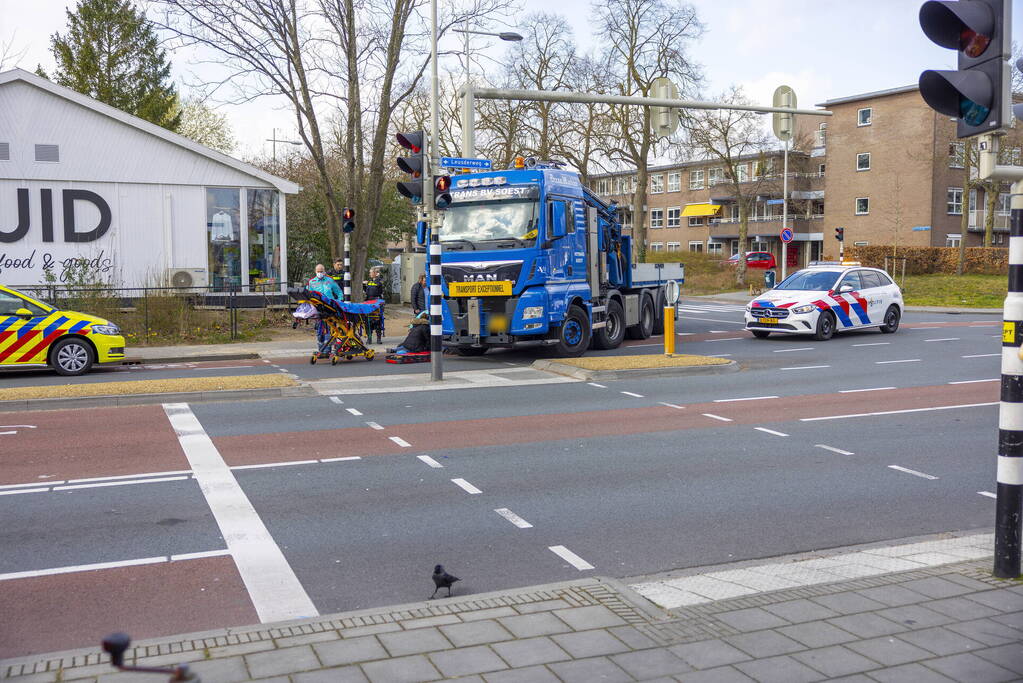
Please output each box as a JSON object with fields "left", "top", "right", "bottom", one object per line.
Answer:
{"left": 680, "top": 86, "right": 772, "bottom": 286}
{"left": 0, "top": 33, "right": 28, "bottom": 70}
{"left": 594, "top": 0, "right": 703, "bottom": 261}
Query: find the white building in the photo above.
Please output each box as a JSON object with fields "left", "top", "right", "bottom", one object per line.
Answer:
{"left": 0, "top": 68, "right": 299, "bottom": 292}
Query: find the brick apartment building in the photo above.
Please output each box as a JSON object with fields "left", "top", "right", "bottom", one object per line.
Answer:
{"left": 591, "top": 84, "right": 1020, "bottom": 266}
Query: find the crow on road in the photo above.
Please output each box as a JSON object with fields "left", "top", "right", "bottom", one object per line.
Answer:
{"left": 430, "top": 564, "right": 460, "bottom": 599}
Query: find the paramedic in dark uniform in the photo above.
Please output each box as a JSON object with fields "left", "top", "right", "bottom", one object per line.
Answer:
{"left": 328, "top": 258, "right": 345, "bottom": 286}
{"left": 363, "top": 266, "right": 385, "bottom": 343}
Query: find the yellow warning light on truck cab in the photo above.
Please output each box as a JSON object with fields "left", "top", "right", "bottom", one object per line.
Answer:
{"left": 514, "top": 156, "right": 525, "bottom": 169}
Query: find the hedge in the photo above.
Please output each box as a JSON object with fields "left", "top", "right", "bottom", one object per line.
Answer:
{"left": 844, "top": 246, "right": 1007, "bottom": 275}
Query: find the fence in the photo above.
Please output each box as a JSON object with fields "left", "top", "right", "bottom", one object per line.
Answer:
{"left": 12, "top": 282, "right": 293, "bottom": 344}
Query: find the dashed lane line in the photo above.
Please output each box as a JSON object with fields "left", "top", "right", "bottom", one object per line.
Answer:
{"left": 53, "top": 476, "right": 188, "bottom": 491}
{"left": 754, "top": 427, "right": 789, "bottom": 437}
{"left": 815, "top": 444, "right": 854, "bottom": 455}
{"left": 876, "top": 359, "right": 921, "bottom": 364}
{"left": 711, "top": 337, "right": 745, "bottom": 341}
{"left": 709, "top": 353, "right": 732, "bottom": 357}
{"left": 801, "top": 402, "right": 998, "bottom": 422}
{"left": 713, "top": 396, "right": 778, "bottom": 403}
{"left": 621, "top": 391, "right": 644, "bottom": 398}
{"left": 588, "top": 383, "right": 607, "bottom": 388}
{"left": 389, "top": 436, "right": 412, "bottom": 448}
{"left": 549, "top": 545, "right": 595, "bottom": 571}
{"left": 231, "top": 460, "right": 319, "bottom": 471}
{"left": 417, "top": 455, "right": 444, "bottom": 468}
{"left": 320, "top": 456, "right": 361, "bottom": 463}
{"left": 949, "top": 379, "right": 999, "bottom": 385}
{"left": 838, "top": 387, "right": 895, "bottom": 393}
{"left": 659, "top": 402, "right": 685, "bottom": 409}
{"left": 924, "top": 338, "right": 961, "bottom": 342}
{"left": 494, "top": 508, "right": 533, "bottom": 529}
{"left": 0, "top": 550, "right": 232, "bottom": 581}
{"left": 852, "top": 342, "right": 890, "bottom": 347}
{"left": 365, "top": 421, "right": 384, "bottom": 430}
{"left": 701, "top": 413, "right": 733, "bottom": 422}
{"left": 979, "top": 491, "right": 997, "bottom": 499}
{"left": 346, "top": 408, "right": 363, "bottom": 416}
{"left": 888, "top": 465, "right": 939, "bottom": 480}
{"left": 772, "top": 347, "right": 814, "bottom": 353}
{"left": 963, "top": 353, "right": 1000, "bottom": 358}
{"left": 451, "top": 478, "right": 482, "bottom": 495}
{"left": 329, "top": 396, "right": 344, "bottom": 405}
{"left": 781, "top": 365, "right": 830, "bottom": 371}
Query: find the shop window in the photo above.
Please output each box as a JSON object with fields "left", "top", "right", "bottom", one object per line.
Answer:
{"left": 247, "top": 189, "right": 281, "bottom": 288}
{"left": 207, "top": 188, "right": 242, "bottom": 291}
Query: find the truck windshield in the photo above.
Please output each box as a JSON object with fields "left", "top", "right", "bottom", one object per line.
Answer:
{"left": 774, "top": 270, "right": 842, "bottom": 291}
{"left": 440, "top": 200, "right": 538, "bottom": 250}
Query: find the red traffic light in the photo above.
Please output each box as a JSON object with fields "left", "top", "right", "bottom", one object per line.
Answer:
{"left": 396, "top": 131, "right": 424, "bottom": 154}
{"left": 342, "top": 207, "right": 355, "bottom": 221}
{"left": 435, "top": 175, "right": 451, "bottom": 192}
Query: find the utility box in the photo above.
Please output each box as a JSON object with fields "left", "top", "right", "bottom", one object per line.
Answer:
{"left": 398, "top": 252, "right": 427, "bottom": 304}
{"left": 764, "top": 268, "right": 777, "bottom": 289}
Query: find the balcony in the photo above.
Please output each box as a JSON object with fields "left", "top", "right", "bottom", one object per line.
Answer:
{"left": 968, "top": 210, "right": 1010, "bottom": 231}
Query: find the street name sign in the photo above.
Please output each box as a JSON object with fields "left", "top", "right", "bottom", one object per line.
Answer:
{"left": 440, "top": 157, "right": 492, "bottom": 170}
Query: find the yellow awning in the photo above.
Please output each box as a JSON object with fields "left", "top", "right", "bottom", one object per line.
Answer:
{"left": 681, "top": 203, "right": 722, "bottom": 217}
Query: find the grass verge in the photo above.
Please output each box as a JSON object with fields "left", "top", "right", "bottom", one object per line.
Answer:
{"left": 0, "top": 373, "right": 296, "bottom": 401}
{"left": 551, "top": 354, "right": 731, "bottom": 370}
{"left": 899, "top": 274, "right": 1006, "bottom": 308}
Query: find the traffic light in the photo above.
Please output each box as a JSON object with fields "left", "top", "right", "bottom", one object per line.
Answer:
{"left": 919, "top": 0, "right": 1011, "bottom": 138}
{"left": 434, "top": 174, "right": 452, "bottom": 210}
{"left": 342, "top": 207, "right": 356, "bottom": 234}
{"left": 396, "top": 130, "right": 426, "bottom": 203}
{"left": 835, "top": 227, "right": 844, "bottom": 242}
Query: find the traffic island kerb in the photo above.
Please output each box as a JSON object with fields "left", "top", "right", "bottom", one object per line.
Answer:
{"left": 533, "top": 354, "right": 739, "bottom": 380}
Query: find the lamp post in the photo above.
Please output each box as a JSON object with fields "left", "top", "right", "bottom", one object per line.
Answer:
{"left": 265, "top": 128, "right": 302, "bottom": 164}
{"left": 451, "top": 28, "right": 522, "bottom": 157}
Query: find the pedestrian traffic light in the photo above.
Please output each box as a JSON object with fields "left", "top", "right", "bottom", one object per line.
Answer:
{"left": 396, "top": 130, "right": 426, "bottom": 204}
{"left": 342, "top": 207, "right": 356, "bottom": 234}
{"left": 919, "top": 0, "right": 1011, "bottom": 138}
{"left": 434, "top": 174, "right": 452, "bottom": 210}
{"left": 835, "top": 227, "right": 844, "bottom": 242}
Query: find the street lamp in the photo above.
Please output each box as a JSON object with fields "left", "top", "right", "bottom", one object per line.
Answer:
{"left": 451, "top": 28, "right": 523, "bottom": 157}
{"left": 266, "top": 128, "right": 302, "bottom": 163}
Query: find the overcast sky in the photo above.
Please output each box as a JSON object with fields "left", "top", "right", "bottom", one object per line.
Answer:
{"left": 3, "top": 0, "right": 1023, "bottom": 161}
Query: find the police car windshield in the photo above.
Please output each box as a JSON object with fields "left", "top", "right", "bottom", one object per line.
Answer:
{"left": 774, "top": 270, "right": 842, "bottom": 291}
{"left": 440, "top": 200, "right": 538, "bottom": 250}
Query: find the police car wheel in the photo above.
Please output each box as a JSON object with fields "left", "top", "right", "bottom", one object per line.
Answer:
{"left": 879, "top": 305, "right": 900, "bottom": 333}
{"left": 751, "top": 329, "right": 771, "bottom": 339}
{"left": 813, "top": 311, "right": 835, "bottom": 341}
{"left": 51, "top": 337, "right": 93, "bottom": 376}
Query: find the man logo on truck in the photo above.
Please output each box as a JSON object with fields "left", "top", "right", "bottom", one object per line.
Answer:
{"left": 463, "top": 274, "right": 499, "bottom": 281}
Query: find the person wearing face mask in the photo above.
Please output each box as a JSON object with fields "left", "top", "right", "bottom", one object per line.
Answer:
{"left": 307, "top": 264, "right": 343, "bottom": 357}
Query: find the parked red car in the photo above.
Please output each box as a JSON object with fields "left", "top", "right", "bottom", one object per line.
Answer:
{"left": 724, "top": 251, "right": 777, "bottom": 269}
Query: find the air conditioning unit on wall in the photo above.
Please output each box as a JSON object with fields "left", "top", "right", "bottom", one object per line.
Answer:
{"left": 167, "top": 268, "right": 208, "bottom": 289}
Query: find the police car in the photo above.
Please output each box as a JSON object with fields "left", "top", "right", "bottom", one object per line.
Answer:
{"left": 0, "top": 284, "right": 126, "bottom": 375}
{"left": 744, "top": 263, "right": 903, "bottom": 341}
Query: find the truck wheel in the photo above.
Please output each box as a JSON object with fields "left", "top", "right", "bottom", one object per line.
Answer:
{"left": 51, "top": 337, "right": 94, "bottom": 376}
{"left": 625, "top": 295, "right": 654, "bottom": 340}
{"left": 593, "top": 300, "right": 626, "bottom": 349}
{"left": 455, "top": 346, "right": 487, "bottom": 356}
{"left": 651, "top": 299, "right": 666, "bottom": 336}
{"left": 552, "top": 305, "right": 591, "bottom": 357}
{"left": 813, "top": 311, "right": 836, "bottom": 341}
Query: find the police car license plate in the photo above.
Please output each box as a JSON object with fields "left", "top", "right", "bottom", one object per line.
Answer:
{"left": 757, "top": 317, "right": 779, "bottom": 324}
{"left": 449, "top": 281, "right": 513, "bottom": 297}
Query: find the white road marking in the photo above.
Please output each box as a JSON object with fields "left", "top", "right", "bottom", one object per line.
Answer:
{"left": 0, "top": 480, "right": 65, "bottom": 490}
{"left": 621, "top": 391, "right": 644, "bottom": 398}
{"left": 963, "top": 353, "right": 1000, "bottom": 358}
{"left": 802, "top": 402, "right": 997, "bottom": 422}
{"left": 162, "top": 403, "right": 317, "bottom": 622}
{"left": 924, "top": 338, "right": 960, "bottom": 342}
{"left": 417, "top": 455, "right": 443, "bottom": 468}
{"left": 911, "top": 326, "right": 940, "bottom": 330}
{"left": 781, "top": 365, "right": 830, "bottom": 371}
{"left": 53, "top": 476, "right": 188, "bottom": 491}
{"left": 707, "top": 353, "right": 732, "bottom": 357}
{"left": 838, "top": 387, "right": 895, "bottom": 393}
{"left": 949, "top": 379, "right": 999, "bottom": 384}
{"left": 772, "top": 347, "right": 814, "bottom": 353}
{"left": 0, "top": 487, "right": 49, "bottom": 496}
{"left": 68, "top": 470, "right": 191, "bottom": 483}
{"left": 0, "top": 550, "right": 231, "bottom": 581}
{"left": 888, "top": 465, "right": 939, "bottom": 480}
{"left": 451, "top": 478, "right": 482, "bottom": 494}
{"left": 713, "top": 395, "right": 778, "bottom": 403}
{"left": 979, "top": 491, "right": 997, "bottom": 499}
{"left": 853, "top": 342, "right": 890, "bottom": 347}
{"left": 876, "top": 359, "right": 921, "bottom": 364}
{"left": 702, "top": 413, "right": 733, "bottom": 422}
{"left": 712, "top": 337, "right": 745, "bottom": 341}
{"left": 0, "top": 431, "right": 17, "bottom": 436}
{"left": 329, "top": 396, "right": 344, "bottom": 404}
{"left": 495, "top": 508, "right": 533, "bottom": 528}
{"left": 365, "top": 421, "right": 384, "bottom": 430}
{"left": 815, "top": 444, "right": 854, "bottom": 455}
{"left": 548, "top": 545, "right": 595, "bottom": 571}
{"left": 0, "top": 425, "right": 36, "bottom": 429}
{"left": 230, "top": 460, "right": 319, "bottom": 471}
{"left": 346, "top": 408, "right": 363, "bottom": 416}
{"left": 320, "top": 456, "right": 361, "bottom": 463}
{"left": 754, "top": 427, "right": 789, "bottom": 437}
{"left": 389, "top": 436, "right": 412, "bottom": 448}
{"left": 588, "top": 382, "right": 607, "bottom": 388}
{"left": 277, "top": 368, "right": 289, "bottom": 373}
{"left": 659, "top": 402, "right": 685, "bottom": 409}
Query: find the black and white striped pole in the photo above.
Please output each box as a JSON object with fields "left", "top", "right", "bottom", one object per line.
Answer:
{"left": 428, "top": 0, "right": 443, "bottom": 381}
{"left": 341, "top": 208, "right": 356, "bottom": 303}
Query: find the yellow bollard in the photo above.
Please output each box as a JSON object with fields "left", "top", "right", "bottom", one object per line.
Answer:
{"left": 664, "top": 306, "right": 675, "bottom": 356}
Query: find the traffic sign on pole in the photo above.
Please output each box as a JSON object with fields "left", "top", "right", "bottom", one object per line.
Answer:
{"left": 440, "top": 157, "right": 492, "bottom": 170}
{"left": 780, "top": 228, "right": 793, "bottom": 243}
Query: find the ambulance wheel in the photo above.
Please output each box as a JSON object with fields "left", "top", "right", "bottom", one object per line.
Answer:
{"left": 751, "top": 330, "right": 771, "bottom": 339}
{"left": 593, "top": 299, "right": 626, "bottom": 350}
{"left": 626, "top": 295, "right": 654, "bottom": 340}
{"left": 366, "top": 349, "right": 375, "bottom": 360}
{"left": 880, "top": 305, "right": 900, "bottom": 333}
{"left": 330, "top": 355, "right": 338, "bottom": 365}
{"left": 310, "top": 354, "right": 317, "bottom": 365}
{"left": 552, "top": 305, "right": 590, "bottom": 357}
{"left": 51, "top": 337, "right": 93, "bottom": 376}
{"left": 346, "top": 355, "right": 353, "bottom": 361}
{"left": 456, "top": 346, "right": 487, "bottom": 356}
{"left": 813, "top": 311, "right": 836, "bottom": 341}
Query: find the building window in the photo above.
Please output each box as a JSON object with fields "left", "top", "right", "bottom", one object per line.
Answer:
{"left": 818, "top": 164, "right": 825, "bottom": 176}
{"left": 856, "top": 153, "right": 870, "bottom": 171}
{"left": 750, "top": 241, "right": 769, "bottom": 252}
{"left": 946, "top": 234, "right": 961, "bottom": 247}
{"left": 689, "top": 169, "right": 704, "bottom": 190}
{"left": 857, "top": 108, "right": 872, "bottom": 126}
{"left": 688, "top": 241, "right": 704, "bottom": 252}
{"left": 631, "top": 176, "right": 638, "bottom": 193}
{"left": 667, "top": 207, "right": 681, "bottom": 228}
{"left": 994, "top": 232, "right": 1006, "bottom": 244}
{"left": 667, "top": 172, "right": 681, "bottom": 192}
{"left": 734, "top": 164, "right": 748, "bottom": 183}
{"left": 667, "top": 242, "right": 681, "bottom": 252}
{"left": 649, "top": 242, "right": 664, "bottom": 252}
{"left": 207, "top": 188, "right": 242, "bottom": 291}
{"left": 688, "top": 216, "right": 703, "bottom": 227}
{"left": 650, "top": 174, "right": 664, "bottom": 194}
{"left": 817, "top": 122, "right": 827, "bottom": 147}
{"left": 855, "top": 197, "right": 869, "bottom": 215}
{"left": 949, "top": 142, "right": 965, "bottom": 168}
{"left": 247, "top": 189, "right": 281, "bottom": 287}
{"left": 619, "top": 208, "right": 633, "bottom": 229}
{"left": 947, "top": 187, "right": 964, "bottom": 215}
{"left": 1011, "top": 148, "right": 1022, "bottom": 166}
{"left": 707, "top": 242, "right": 723, "bottom": 255}
{"left": 0, "top": 142, "right": 9, "bottom": 161}
{"left": 649, "top": 208, "right": 664, "bottom": 228}
{"left": 999, "top": 191, "right": 1011, "bottom": 215}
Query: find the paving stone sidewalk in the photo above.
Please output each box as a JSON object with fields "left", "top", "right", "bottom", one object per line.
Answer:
{"left": 3, "top": 557, "right": 1020, "bottom": 683}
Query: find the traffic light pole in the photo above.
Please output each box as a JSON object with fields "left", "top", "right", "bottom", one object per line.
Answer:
{"left": 429, "top": 0, "right": 443, "bottom": 381}
{"left": 343, "top": 234, "right": 351, "bottom": 303}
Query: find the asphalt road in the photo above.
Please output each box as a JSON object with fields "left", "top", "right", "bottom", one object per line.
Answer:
{"left": 0, "top": 299, "right": 1005, "bottom": 658}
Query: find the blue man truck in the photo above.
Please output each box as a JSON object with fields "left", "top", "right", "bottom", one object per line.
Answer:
{"left": 429, "top": 160, "right": 684, "bottom": 357}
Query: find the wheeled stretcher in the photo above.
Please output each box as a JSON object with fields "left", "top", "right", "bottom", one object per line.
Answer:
{"left": 289, "top": 288, "right": 384, "bottom": 364}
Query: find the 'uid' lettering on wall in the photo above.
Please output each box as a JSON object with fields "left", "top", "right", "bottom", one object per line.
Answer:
{"left": 1, "top": 188, "right": 112, "bottom": 243}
